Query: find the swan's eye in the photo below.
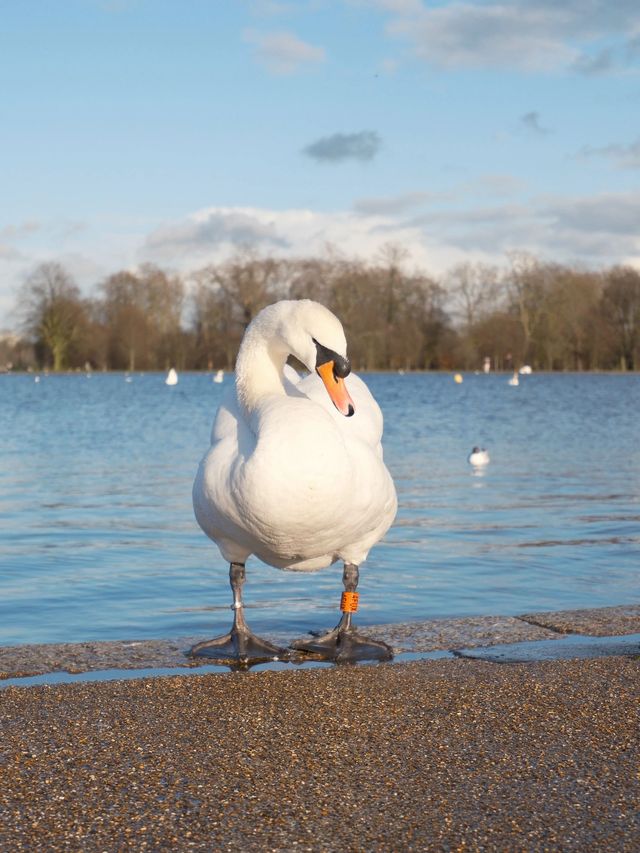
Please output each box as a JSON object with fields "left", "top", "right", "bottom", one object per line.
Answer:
{"left": 313, "top": 338, "right": 351, "bottom": 379}
{"left": 332, "top": 354, "right": 351, "bottom": 379}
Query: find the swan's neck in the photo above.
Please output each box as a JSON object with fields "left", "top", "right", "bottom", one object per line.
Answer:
{"left": 235, "top": 329, "right": 289, "bottom": 419}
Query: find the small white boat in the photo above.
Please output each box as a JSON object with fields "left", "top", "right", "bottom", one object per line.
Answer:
{"left": 165, "top": 368, "right": 178, "bottom": 386}
{"left": 213, "top": 369, "right": 224, "bottom": 384}
{"left": 508, "top": 372, "right": 519, "bottom": 386}
{"left": 468, "top": 447, "right": 490, "bottom": 467}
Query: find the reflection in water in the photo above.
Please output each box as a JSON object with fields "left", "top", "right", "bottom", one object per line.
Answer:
{"left": 0, "top": 371, "right": 639, "bottom": 646}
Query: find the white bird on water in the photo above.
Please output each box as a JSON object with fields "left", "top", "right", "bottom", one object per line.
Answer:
{"left": 191, "top": 299, "right": 397, "bottom": 665}
{"left": 508, "top": 371, "right": 519, "bottom": 386}
{"left": 213, "top": 369, "right": 224, "bottom": 383}
{"left": 165, "top": 367, "right": 178, "bottom": 386}
{"left": 468, "top": 447, "right": 490, "bottom": 467}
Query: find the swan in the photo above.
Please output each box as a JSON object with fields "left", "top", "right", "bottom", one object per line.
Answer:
{"left": 468, "top": 447, "right": 490, "bottom": 467}
{"left": 508, "top": 371, "right": 519, "bottom": 386}
{"left": 165, "top": 367, "right": 178, "bottom": 386}
{"left": 191, "top": 299, "right": 397, "bottom": 665}
{"left": 213, "top": 369, "right": 224, "bottom": 384}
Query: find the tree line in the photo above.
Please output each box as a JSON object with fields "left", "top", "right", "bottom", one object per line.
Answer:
{"left": 2, "top": 247, "right": 640, "bottom": 372}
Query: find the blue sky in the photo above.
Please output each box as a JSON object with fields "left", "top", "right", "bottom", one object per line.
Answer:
{"left": 1, "top": 0, "right": 639, "bottom": 328}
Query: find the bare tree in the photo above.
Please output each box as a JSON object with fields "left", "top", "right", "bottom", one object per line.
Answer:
{"left": 446, "top": 262, "right": 502, "bottom": 329}
{"left": 544, "top": 269, "right": 602, "bottom": 370}
{"left": 505, "top": 253, "right": 556, "bottom": 366}
{"left": 99, "top": 266, "right": 185, "bottom": 370}
{"left": 18, "top": 263, "right": 86, "bottom": 370}
{"left": 100, "top": 271, "right": 151, "bottom": 371}
{"left": 602, "top": 266, "right": 640, "bottom": 371}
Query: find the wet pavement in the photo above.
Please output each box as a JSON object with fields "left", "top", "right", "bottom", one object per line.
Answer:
{"left": 2, "top": 604, "right": 639, "bottom": 681}
{"left": 456, "top": 632, "right": 640, "bottom": 663}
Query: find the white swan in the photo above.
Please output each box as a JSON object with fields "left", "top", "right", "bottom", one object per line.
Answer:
{"left": 191, "top": 299, "right": 397, "bottom": 665}
{"left": 213, "top": 369, "right": 224, "bottom": 383}
{"left": 508, "top": 371, "right": 519, "bottom": 386}
{"left": 165, "top": 367, "right": 178, "bottom": 386}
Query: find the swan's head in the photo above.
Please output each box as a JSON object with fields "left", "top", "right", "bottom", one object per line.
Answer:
{"left": 254, "top": 300, "right": 355, "bottom": 417}
{"left": 285, "top": 300, "right": 355, "bottom": 417}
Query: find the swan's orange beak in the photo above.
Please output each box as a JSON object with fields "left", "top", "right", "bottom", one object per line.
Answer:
{"left": 316, "top": 361, "right": 355, "bottom": 417}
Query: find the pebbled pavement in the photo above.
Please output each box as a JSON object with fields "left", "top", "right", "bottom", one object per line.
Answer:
{"left": 0, "top": 655, "right": 638, "bottom": 852}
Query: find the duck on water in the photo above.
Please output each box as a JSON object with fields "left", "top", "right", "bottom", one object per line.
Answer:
{"left": 191, "top": 300, "right": 397, "bottom": 666}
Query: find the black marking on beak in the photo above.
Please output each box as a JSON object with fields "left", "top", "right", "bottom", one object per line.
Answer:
{"left": 313, "top": 338, "right": 351, "bottom": 380}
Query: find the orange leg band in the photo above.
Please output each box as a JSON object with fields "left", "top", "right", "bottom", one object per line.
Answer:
{"left": 340, "top": 591, "right": 359, "bottom": 613}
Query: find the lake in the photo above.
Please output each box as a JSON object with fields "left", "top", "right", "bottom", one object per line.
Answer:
{"left": 0, "top": 371, "right": 638, "bottom": 647}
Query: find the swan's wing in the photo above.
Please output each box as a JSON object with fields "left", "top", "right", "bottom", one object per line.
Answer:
{"left": 210, "top": 383, "right": 242, "bottom": 443}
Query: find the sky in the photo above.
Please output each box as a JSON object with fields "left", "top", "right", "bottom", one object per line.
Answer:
{"left": 1, "top": 0, "right": 639, "bottom": 329}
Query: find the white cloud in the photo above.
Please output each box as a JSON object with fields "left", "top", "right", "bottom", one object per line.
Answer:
{"left": 353, "top": 190, "right": 448, "bottom": 215}
{"left": 0, "top": 244, "right": 25, "bottom": 262}
{"left": 0, "top": 221, "right": 41, "bottom": 240}
{"left": 140, "top": 205, "right": 435, "bottom": 270}
{"left": 373, "top": 0, "right": 640, "bottom": 73}
{"left": 387, "top": 3, "right": 577, "bottom": 72}
{"left": 243, "top": 29, "right": 325, "bottom": 74}
{"left": 145, "top": 210, "right": 288, "bottom": 258}
{"left": 579, "top": 137, "right": 640, "bottom": 169}
{"left": 462, "top": 174, "right": 529, "bottom": 197}
{"left": 303, "top": 131, "right": 382, "bottom": 162}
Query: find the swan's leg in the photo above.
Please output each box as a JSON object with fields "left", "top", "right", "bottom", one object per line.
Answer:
{"left": 290, "top": 563, "right": 393, "bottom": 663}
{"left": 189, "top": 562, "right": 286, "bottom": 664}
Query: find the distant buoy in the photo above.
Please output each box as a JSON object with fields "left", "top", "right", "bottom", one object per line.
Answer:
{"left": 454, "top": 373, "right": 463, "bottom": 384}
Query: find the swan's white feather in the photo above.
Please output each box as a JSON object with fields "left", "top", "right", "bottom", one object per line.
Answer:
{"left": 193, "top": 300, "right": 397, "bottom": 572}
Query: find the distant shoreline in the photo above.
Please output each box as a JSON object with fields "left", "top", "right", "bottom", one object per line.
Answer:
{"left": 2, "top": 368, "right": 639, "bottom": 376}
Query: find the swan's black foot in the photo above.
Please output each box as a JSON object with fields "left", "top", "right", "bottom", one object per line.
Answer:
{"left": 189, "top": 629, "right": 287, "bottom": 666}
{"left": 290, "top": 626, "right": 393, "bottom": 664}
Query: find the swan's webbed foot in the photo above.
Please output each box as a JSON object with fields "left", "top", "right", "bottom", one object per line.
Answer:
{"left": 291, "top": 624, "right": 393, "bottom": 664}
{"left": 189, "top": 561, "right": 287, "bottom": 668}
{"left": 189, "top": 628, "right": 286, "bottom": 665}
{"left": 290, "top": 562, "right": 393, "bottom": 664}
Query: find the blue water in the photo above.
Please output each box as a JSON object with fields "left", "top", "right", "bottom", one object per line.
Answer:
{"left": 0, "top": 371, "right": 638, "bottom": 647}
